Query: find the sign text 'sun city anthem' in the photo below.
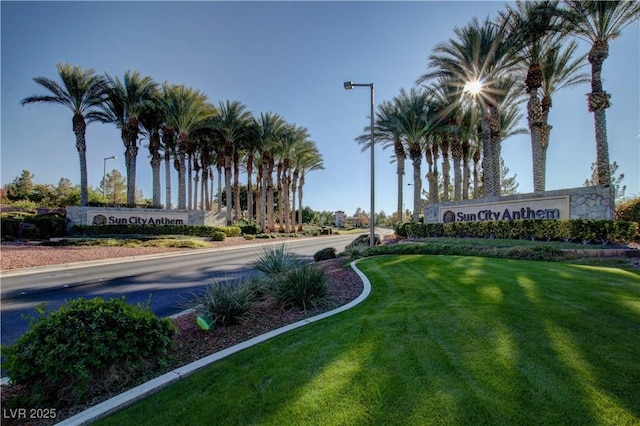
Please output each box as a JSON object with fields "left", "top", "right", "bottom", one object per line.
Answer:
{"left": 87, "top": 211, "right": 189, "bottom": 226}
{"left": 439, "top": 196, "right": 569, "bottom": 224}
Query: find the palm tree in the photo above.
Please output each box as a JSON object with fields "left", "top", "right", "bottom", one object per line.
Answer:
{"left": 538, "top": 41, "right": 590, "bottom": 189}
{"left": 296, "top": 143, "right": 324, "bottom": 231}
{"left": 356, "top": 99, "right": 407, "bottom": 224}
{"left": 163, "top": 85, "right": 216, "bottom": 209}
{"left": 562, "top": 0, "right": 640, "bottom": 186}
{"left": 501, "top": 0, "right": 564, "bottom": 192}
{"left": 159, "top": 83, "right": 179, "bottom": 210}
{"left": 21, "top": 63, "right": 105, "bottom": 206}
{"left": 280, "top": 124, "right": 311, "bottom": 233}
{"left": 393, "top": 88, "right": 433, "bottom": 222}
{"left": 255, "top": 112, "right": 287, "bottom": 232}
{"left": 243, "top": 120, "right": 261, "bottom": 224}
{"left": 419, "top": 16, "right": 520, "bottom": 197}
{"left": 93, "top": 70, "right": 158, "bottom": 206}
{"left": 212, "top": 100, "right": 254, "bottom": 225}
{"left": 290, "top": 139, "right": 316, "bottom": 232}
{"left": 139, "top": 90, "right": 164, "bottom": 208}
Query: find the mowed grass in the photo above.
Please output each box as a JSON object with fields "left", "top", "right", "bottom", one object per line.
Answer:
{"left": 99, "top": 255, "right": 640, "bottom": 425}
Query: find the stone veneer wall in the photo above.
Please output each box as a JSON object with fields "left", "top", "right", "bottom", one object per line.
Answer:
{"left": 66, "top": 207, "right": 227, "bottom": 230}
{"left": 423, "top": 185, "right": 613, "bottom": 224}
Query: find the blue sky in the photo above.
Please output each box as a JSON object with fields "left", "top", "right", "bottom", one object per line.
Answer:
{"left": 2, "top": 1, "right": 638, "bottom": 217}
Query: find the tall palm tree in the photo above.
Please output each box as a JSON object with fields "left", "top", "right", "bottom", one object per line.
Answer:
{"left": 255, "top": 112, "right": 287, "bottom": 232}
{"left": 501, "top": 0, "right": 564, "bottom": 192}
{"left": 290, "top": 139, "right": 316, "bottom": 232}
{"left": 562, "top": 0, "right": 640, "bottom": 186}
{"left": 356, "top": 99, "right": 407, "bottom": 224}
{"left": 212, "top": 100, "right": 254, "bottom": 225}
{"left": 139, "top": 89, "right": 164, "bottom": 208}
{"left": 393, "top": 88, "right": 433, "bottom": 222}
{"left": 419, "top": 16, "right": 520, "bottom": 197}
{"left": 243, "top": 120, "right": 261, "bottom": 224}
{"left": 538, "top": 41, "right": 590, "bottom": 189}
{"left": 163, "top": 85, "right": 216, "bottom": 209}
{"left": 93, "top": 70, "right": 158, "bottom": 206}
{"left": 159, "top": 83, "right": 179, "bottom": 210}
{"left": 425, "top": 78, "right": 462, "bottom": 202}
{"left": 296, "top": 143, "right": 324, "bottom": 231}
{"left": 280, "top": 124, "right": 311, "bottom": 233}
{"left": 21, "top": 63, "right": 105, "bottom": 206}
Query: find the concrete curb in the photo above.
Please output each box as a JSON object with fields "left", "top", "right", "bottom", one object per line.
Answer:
{"left": 54, "top": 260, "right": 372, "bottom": 426}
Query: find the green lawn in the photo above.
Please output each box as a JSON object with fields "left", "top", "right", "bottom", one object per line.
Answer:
{"left": 99, "top": 255, "right": 640, "bottom": 425}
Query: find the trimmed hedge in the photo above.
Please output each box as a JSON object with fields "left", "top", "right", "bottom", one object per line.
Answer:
{"left": 362, "top": 242, "right": 567, "bottom": 262}
{"left": 395, "top": 219, "right": 638, "bottom": 245}
{"left": 1, "top": 213, "right": 67, "bottom": 240}
{"left": 70, "top": 224, "right": 241, "bottom": 238}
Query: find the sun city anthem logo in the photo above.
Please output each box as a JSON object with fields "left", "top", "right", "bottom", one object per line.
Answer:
{"left": 442, "top": 210, "right": 456, "bottom": 223}
{"left": 92, "top": 214, "right": 108, "bottom": 225}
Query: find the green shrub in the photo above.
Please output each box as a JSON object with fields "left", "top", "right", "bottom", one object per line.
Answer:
{"left": 313, "top": 247, "right": 337, "bottom": 262}
{"left": 192, "top": 279, "right": 255, "bottom": 326}
{"left": 1, "top": 213, "right": 67, "bottom": 240}
{"left": 616, "top": 197, "right": 640, "bottom": 223}
{"left": 239, "top": 224, "right": 261, "bottom": 235}
{"left": 210, "top": 230, "right": 226, "bottom": 241}
{"left": 395, "top": 222, "right": 411, "bottom": 238}
{"left": 273, "top": 264, "right": 329, "bottom": 310}
{"left": 3, "top": 297, "right": 175, "bottom": 407}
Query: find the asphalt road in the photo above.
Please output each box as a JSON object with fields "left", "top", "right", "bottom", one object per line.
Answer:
{"left": 0, "top": 232, "right": 383, "bottom": 352}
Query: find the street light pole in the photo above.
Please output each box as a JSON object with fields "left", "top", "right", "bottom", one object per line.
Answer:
{"left": 344, "top": 81, "right": 375, "bottom": 247}
{"left": 103, "top": 156, "right": 117, "bottom": 201}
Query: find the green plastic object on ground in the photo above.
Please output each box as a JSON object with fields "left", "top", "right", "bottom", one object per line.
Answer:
{"left": 196, "top": 315, "right": 213, "bottom": 331}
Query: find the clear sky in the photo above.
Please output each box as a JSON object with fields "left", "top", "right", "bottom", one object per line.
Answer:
{"left": 2, "top": 1, "right": 638, "bottom": 217}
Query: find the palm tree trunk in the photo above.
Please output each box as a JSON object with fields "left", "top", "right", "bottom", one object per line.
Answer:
{"left": 150, "top": 131, "right": 162, "bottom": 208}
{"left": 285, "top": 169, "right": 291, "bottom": 233}
{"left": 410, "top": 151, "right": 422, "bottom": 223}
{"left": 441, "top": 135, "right": 450, "bottom": 202}
{"left": 529, "top": 90, "right": 544, "bottom": 192}
{"left": 431, "top": 142, "right": 439, "bottom": 204}
{"left": 472, "top": 150, "right": 480, "bottom": 199}
{"left": 291, "top": 169, "right": 299, "bottom": 233}
{"left": 451, "top": 134, "right": 462, "bottom": 201}
{"left": 224, "top": 141, "right": 233, "bottom": 225}
{"left": 588, "top": 41, "right": 612, "bottom": 186}
{"left": 277, "top": 163, "right": 284, "bottom": 231}
{"left": 187, "top": 153, "right": 193, "bottom": 210}
{"left": 298, "top": 171, "right": 305, "bottom": 231}
{"left": 267, "top": 158, "right": 275, "bottom": 233}
{"left": 489, "top": 104, "right": 502, "bottom": 196}
{"left": 462, "top": 139, "right": 470, "bottom": 200}
{"left": 233, "top": 151, "right": 241, "bottom": 221}
{"left": 177, "top": 141, "right": 187, "bottom": 209}
{"left": 481, "top": 112, "right": 493, "bottom": 197}
{"left": 395, "top": 138, "right": 405, "bottom": 222}
{"left": 247, "top": 155, "right": 254, "bottom": 224}
{"left": 72, "top": 114, "right": 89, "bottom": 206}
{"left": 216, "top": 162, "right": 223, "bottom": 212}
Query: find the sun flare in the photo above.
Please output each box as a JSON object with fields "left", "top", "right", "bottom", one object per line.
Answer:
{"left": 463, "top": 79, "right": 483, "bottom": 96}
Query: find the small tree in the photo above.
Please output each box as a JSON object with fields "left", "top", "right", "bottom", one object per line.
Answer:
{"left": 100, "top": 169, "right": 127, "bottom": 205}
{"left": 584, "top": 161, "right": 626, "bottom": 202}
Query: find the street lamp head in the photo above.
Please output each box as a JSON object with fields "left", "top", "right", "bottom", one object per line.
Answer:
{"left": 343, "top": 81, "right": 354, "bottom": 90}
